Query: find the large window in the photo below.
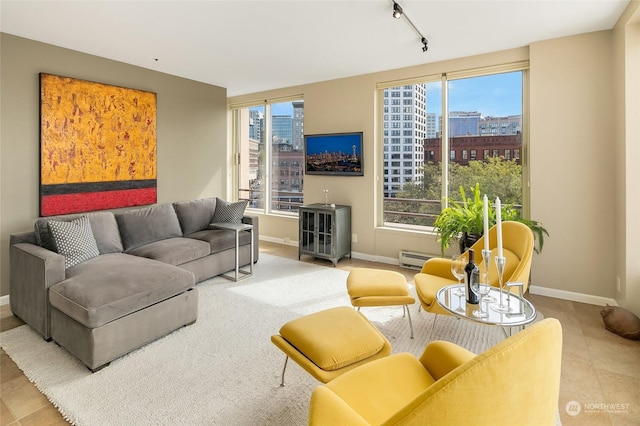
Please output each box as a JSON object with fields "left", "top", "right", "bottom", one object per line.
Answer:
{"left": 233, "top": 98, "right": 304, "bottom": 215}
{"left": 382, "top": 66, "right": 526, "bottom": 228}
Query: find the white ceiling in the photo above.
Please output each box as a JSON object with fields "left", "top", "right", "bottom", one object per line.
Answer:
{"left": 0, "top": 0, "right": 630, "bottom": 97}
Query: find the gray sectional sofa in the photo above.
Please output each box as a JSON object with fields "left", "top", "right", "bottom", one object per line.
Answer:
{"left": 9, "top": 197, "right": 258, "bottom": 371}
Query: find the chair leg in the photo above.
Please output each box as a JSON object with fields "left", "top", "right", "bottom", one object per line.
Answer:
{"left": 405, "top": 305, "right": 414, "bottom": 339}
{"left": 280, "top": 356, "right": 289, "bottom": 387}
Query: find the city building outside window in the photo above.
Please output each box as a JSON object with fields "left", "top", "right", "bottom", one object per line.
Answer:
{"left": 381, "top": 68, "right": 525, "bottom": 228}
{"left": 233, "top": 99, "right": 304, "bottom": 215}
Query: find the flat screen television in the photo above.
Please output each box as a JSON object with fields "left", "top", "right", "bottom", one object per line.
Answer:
{"left": 304, "top": 132, "right": 363, "bottom": 176}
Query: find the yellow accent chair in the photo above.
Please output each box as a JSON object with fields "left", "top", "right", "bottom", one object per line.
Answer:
{"left": 308, "top": 317, "right": 562, "bottom": 426}
{"left": 415, "top": 221, "right": 534, "bottom": 315}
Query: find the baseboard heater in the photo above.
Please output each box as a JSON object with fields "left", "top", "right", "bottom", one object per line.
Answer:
{"left": 399, "top": 250, "right": 436, "bottom": 270}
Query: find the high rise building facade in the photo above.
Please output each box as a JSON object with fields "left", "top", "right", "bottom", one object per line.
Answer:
{"left": 249, "top": 109, "right": 264, "bottom": 142}
{"left": 271, "top": 104, "right": 304, "bottom": 211}
{"left": 272, "top": 115, "right": 293, "bottom": 145}
{"left": 444, "top": 112, "right": 522, "bottom": 137}
{"left": 449, "top": 111, "right": 483, "bottom": 137}
{"left": 292, "top": 101, "right": 304, "bottom": 151}
{"left": 426, "top": 112, "right": 437, "bottom": 138}
{"left": 480, "top": 115, "right": 522, "bottom": 136}
{"left": 382, "top": 84, "right": 426, "bottom": 198}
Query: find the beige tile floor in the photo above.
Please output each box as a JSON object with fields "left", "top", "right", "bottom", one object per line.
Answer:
{"left": 1, "top": 241, "right": 638, "bottom": 425}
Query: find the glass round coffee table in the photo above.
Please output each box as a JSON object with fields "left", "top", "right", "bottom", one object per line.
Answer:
{"left": 436, "top": 284, "right": 537, "bottom": 335}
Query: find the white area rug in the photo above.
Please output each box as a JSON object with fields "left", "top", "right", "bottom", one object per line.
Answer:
{"left": 1, "top": 254, "right": 523, "bottom": 425}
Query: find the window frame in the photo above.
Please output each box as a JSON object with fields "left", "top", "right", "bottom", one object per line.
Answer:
{"left": 230, "top": 95, "right": 304, "bottom": 217}
{"left": 376, "top": 61, "right": 530, "bottom": 230}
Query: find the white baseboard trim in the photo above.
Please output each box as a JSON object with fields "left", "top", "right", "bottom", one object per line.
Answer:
{"left": 0, "top": 295, "right": 9, "bottom": 306}
{"left": 351, "top": 252, "right": 399, "bottom": 266}
{"left": 260, "top": 236, "right": 400, "bottom": 266}
{"left": 529, "top": 286, "right": 618, "bottom": 307}
{"left": 258, "top": 238, "right": 616, "bottom": 303}
{"left": 260, "top": 235, "right": 298, "bottom": 247}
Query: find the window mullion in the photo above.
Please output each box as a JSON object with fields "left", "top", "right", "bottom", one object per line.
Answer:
{"left": 441, "top": 73, "right": 449, "bottom": 208}
{"left": 264, "top": 103, "right": 272, "bottom": 214}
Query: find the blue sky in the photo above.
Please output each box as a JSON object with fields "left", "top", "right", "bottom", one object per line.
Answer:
{"left": 255, "top": 71, "right": 522, "bottom": 119}
{"left": 250, "top": 103, "right": 293, "bottom": 116}
{"left": 427, "top": 71, "right": 522, "bottom": 118}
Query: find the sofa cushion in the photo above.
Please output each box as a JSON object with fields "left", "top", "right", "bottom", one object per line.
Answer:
{"left": 127, "top": 237, "right": 210, "bottom": 266}
{"left": 47, "top": 216, "right": 100, "bottom": 269}
{"left": 49, "top": 253, "right": 195, "bottom": 329}
{"left": 35, "top": 211, "right": 123, "bottom": 254}
{"left": 173, "top": 197, "right": 216, "bottom": 235}
{"left": 187, "top": 228, "right": 252, "bottom": 254}
{"left": 211, "top": 198, "right": 248, "bottom": 224}
{"left": 116, "top": 203, "right": 183, "bottom": 251}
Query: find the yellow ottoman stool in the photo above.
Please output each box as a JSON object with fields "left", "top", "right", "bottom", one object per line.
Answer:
{"left": 347, "top": 268, "right": 416, "bottom": 338}
{"left": 271, "top": 306, "right": 391, "bottom": 386}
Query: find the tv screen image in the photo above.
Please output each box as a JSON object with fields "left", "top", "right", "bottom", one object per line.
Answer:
{"left": 304, "top": 132, "right": 363, "bottom": 176}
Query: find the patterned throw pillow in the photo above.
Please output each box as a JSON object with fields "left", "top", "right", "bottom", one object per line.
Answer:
{"left": 211, "top": 198, "right": 248, "bottom": 224}
{"left": 47, "top": 215, "right": 100, "bottom": 269}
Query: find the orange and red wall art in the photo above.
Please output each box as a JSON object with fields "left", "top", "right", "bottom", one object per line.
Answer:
{"left": 40, "top": 73, "right": 157, "bottom": 216}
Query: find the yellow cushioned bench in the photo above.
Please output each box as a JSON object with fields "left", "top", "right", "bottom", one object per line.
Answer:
{"left": 346, "top": 268, "right": 415, "bottom": 338}
{"left": 271, "top": 306, "right": 392, "bottom": 386}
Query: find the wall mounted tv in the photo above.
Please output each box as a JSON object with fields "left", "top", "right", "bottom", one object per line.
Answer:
{"left": 304, "top": 132, "right": 363, "bottom": 176}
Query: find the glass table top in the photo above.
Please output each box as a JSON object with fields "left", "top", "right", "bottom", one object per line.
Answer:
{"left": 436, "top": 284, "right": 537, "bottom": 327}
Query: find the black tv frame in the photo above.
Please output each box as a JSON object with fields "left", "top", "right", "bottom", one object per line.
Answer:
{"left": 304, "top": 131, "right": 363, "bottom": 176}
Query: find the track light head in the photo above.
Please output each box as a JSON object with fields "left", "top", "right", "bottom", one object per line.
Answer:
{"left": 392, "top": 2, "right": 403, "bottom": 19}
{"left": 391, "top": 1, "right": 430, "bottom": 53}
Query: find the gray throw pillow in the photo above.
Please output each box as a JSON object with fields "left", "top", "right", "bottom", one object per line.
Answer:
{"left": 35, "top": 212, "right": 123, "bottom": 254}
{"left": 115, "top": 203, "right": 183, "bottom": 251}
{"left": 211, "top": 198, "right": 248, "bottom": 224}
{"left": 47, "top": 215, "right": 100, "bottom": 269}
{"left": 173, "top": 197, "right": 217, "bottom": 235}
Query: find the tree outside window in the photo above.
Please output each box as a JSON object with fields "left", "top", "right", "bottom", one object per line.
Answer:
{"left": 383, "top": 70, "right": 524, "bottom": 227}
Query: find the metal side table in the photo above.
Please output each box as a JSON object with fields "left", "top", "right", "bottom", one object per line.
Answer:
{"left": 209, "top": 222, "right": 254, "bottom": 281}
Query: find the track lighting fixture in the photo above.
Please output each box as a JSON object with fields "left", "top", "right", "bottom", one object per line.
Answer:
{"left": 391, "top": 0, "right": 429, "bottom": 53}
{"left": 392, "top": 2, "right": 403, "bottom": 19}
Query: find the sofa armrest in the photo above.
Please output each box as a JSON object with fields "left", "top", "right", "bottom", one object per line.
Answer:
{"left": 242, "top": 215, "right": 259, "bottom": 262}
{"left": 10, "top": 231, "right": 38, "bottom": 245}
{"left": 309, "top": 385, "right": 370, "bottom": 426}
{"left": 419, "top": 340, "right": 476, "bottom": 381}
{"left": 10, "top": 242, "right": 65, "bottom": 339}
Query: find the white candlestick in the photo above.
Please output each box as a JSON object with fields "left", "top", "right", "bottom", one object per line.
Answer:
{"left": 496, "top": 197, "right": 503, "bottom": 258}
{"left": 483, "top": 194, "right": 490, "bottom": 253}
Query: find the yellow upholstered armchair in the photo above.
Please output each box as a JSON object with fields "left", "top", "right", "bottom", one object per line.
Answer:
{"left": 308, "top": 318, "right": 562, "bottom": 426}
{"left": 415, "top": 220, "right": 534, "bottom": 315}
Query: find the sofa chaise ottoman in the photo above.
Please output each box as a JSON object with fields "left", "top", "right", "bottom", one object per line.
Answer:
{"left": 9, "top": 197, "right": 258, "bottom": 371}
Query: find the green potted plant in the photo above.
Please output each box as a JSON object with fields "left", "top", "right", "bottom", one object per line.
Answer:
{"left": 433, "top": 183, "right": 548, "bottom": 256}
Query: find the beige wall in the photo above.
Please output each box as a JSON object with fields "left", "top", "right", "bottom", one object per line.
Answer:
{"left": 529, "top": 31, "right": 615, "bottom": 300}
{"left": 230, "top": 29, "right": 639, "bottom": 311}
{"left": 0, "top": 34, "right": 228, "bottom": 296}
{"left": 614, "top": 2, "right": 640, "bottom": 315}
